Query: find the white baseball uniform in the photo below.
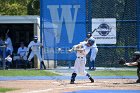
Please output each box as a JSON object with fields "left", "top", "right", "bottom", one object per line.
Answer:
{"left": 5, "top": 37, "right": 13, "bottom": 53}
{"left": 90, "top": 37, "right": 98, "bottom": 62}
{"left": 80, "top": 38, "right": 98, "bottom": 62}
{"left": 73, "top": 43, "right": 90, "bottom": 75}
{"left": 17, "top": 46, "right": 27, "bottom": 60}
{"left": 27, "top": 41, "right": 43, "bottom": 62}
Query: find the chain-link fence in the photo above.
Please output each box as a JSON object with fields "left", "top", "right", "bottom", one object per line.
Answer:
{"left": 86, "top": 0, "right": 137, "bottom": 67}
{"left": 0, "top": 46, "right": 6, "bottom": 69}
{"left": 40, "top": 0, "right": 140, "bottom": 68}
{"left": 57, "top": 0, "right": 138, "bottom": 67}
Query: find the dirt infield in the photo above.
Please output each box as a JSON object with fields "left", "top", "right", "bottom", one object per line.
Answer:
{"left": 0, "top": 79, "right": 140, "bottom": 93}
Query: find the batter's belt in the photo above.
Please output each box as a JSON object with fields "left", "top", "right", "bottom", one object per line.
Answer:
{"left": 77, "top": 57, "right": 85, "bottom": 59}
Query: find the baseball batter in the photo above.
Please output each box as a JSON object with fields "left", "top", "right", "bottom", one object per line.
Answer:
{"left": 68, "top": 38, "right": 95, "bottom": 84}
{"left": 5, "top": 34, "right": 13, "bottom": 53}
{"left": 27, "top": 36, "right": 46, "bottom": 69}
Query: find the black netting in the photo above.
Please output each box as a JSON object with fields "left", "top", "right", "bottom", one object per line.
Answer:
{"left": 86, "top": 0, "right": 137, "bottom": 67}
{"left": 89, "top": 0, "right": 136, "bottom": 20}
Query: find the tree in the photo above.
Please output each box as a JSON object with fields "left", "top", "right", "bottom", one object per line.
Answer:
{"left": 0, "top": 0, "right": 39, "bottom": 15}
{"left": 27, "top": 0, "right": 40, "bottom": 15}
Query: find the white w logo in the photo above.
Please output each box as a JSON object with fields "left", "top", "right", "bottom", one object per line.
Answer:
{"left": 47, "top": 5, "right": 80, "bottom": 43}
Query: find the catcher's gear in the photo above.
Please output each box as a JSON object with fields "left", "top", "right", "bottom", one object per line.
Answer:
{"left": 132, "top": 51, "right": 140, "bottom": 61}
{"left": 133, "top": 51, "right": 140, "bottom": 56}
{"left": 119, "top": 58, "right": 126, "bottom": 65}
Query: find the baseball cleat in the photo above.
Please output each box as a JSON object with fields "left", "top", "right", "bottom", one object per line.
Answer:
{"left": 89, "top": 77, "right": 94, "bottom": 83}
{"left": 136, "top": 79, "right": 140, "bottom": 83}
{"left": 70, "top": 80, "right": 75, "bottom": 84}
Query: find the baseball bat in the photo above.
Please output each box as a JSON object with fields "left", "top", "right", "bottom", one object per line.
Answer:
{"left": 6, "top": 29, "right": 9, "bottom": 35}
{"left": 92, "top": 28, "right": 97, "bottom": 34}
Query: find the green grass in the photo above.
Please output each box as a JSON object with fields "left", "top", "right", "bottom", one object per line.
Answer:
{"left": 0, "top": 70, "right": 60, "bottom": 76}
{"left": 89, "top": 70, "right": 136, "bottom": 76}
{"left": 0, "top": 88, "right": 17, "bottom": 93}
{"left": 0, "top": 70, "right": 137, "bottom": 76}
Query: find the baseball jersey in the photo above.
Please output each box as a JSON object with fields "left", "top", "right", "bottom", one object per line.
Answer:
{"left": 27, "top": 41, "right": 42, "bottom": 52}
{"left": 5, "top": 37, "right": 13, "bottom": 53}
{"left": 77, "top": 44, "right": 90, "bottom": 56}
{"left": 89, "top": 37, "right": 97, "bottom": 48}
{"left": 6, "top": 47, "right": 12, "bottom": 56}
{"left": 80, "top": 37, "right": 97, "bottom": 49}
{"left": 0, "top": 39, "right": 3, "bottom": 46}
{"left": 17, "top": 47, "right": 27, "bottom": 57}
{"left": 88, "top": 37, "right": 98, "bottom": 61}
{"left": 74, "top": 43, "right": 90, "bottom": 75}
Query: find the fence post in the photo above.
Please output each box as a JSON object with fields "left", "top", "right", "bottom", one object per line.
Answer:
{"left": 2, "top": 46, "right": 6, "bottom": 70}
{"left": 136, "top": 0, "right": 140, "bottom": 51}
{"left": 87, "top": 0, "right": 92, "bottom": 33}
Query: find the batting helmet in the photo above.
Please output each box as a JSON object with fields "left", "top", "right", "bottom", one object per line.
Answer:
{"left": 133, "top": 51, "right": 140, "bottom": 56}
{"left": 87, "top": 38, "right": 95, "bottom": 46}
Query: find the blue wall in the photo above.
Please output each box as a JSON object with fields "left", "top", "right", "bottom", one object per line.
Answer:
{"left": 40, "top": 0, "right": 86, "bottom": 60}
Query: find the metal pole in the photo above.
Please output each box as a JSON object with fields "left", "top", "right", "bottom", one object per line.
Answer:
{"left": 2, "top": 46, "right": 6, "bottom": 70}
{"left": 136, "top": 0, "right": 140, "bottom": 51}
{"left": 40, "top": 0, "right": 43, "bottom": 69}
{"left": 87, "top": 0, "right": 92, "bottom": 33}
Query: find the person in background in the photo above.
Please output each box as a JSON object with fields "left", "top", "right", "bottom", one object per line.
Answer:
{"left": 85, "top": 32, "right": 98, "bottom": 70}
{"left": 4, "top": 42, "right": 12, "bottom": 69}
{"left": 5, "top": 34, "right": 13, "bottom": 54}
{"left": 119, "top": 51, "right": 140, "bottom": 83}
{"left": 0, "top": 36, "right": 4, "bottom": 46}
{"left": 17, "top": 42, "right": 28, "bottom": 69}
{"left": 89, "top": 36, "right": 98, "bottom": 70}
{"left": 26, "top": 36, "right": 46, "bottom": 69}
{"left": 0, "top": 36, "right": 4, "bottom": 66}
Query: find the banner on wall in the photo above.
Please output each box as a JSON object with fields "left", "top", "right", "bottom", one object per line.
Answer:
{"left": 40, "top": 0, "right": 86, "bottom": 60}
{"left": 92, "top": 18, "right": 116, "bottom": 44}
